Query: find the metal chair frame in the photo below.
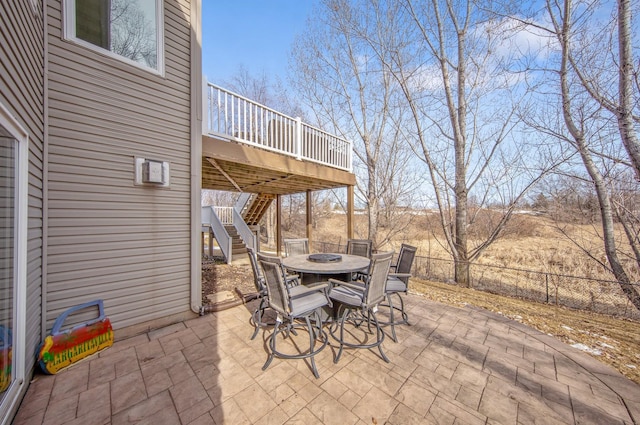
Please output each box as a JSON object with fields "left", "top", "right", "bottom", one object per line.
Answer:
{"left": 257, "top": 252, "right": 331, "bottom": 378}
{"left": 380, "top": 243, "right": 417, "bottom": 342}
{"left": 328, "top": 251, "right": 394, "bottom": 364}
{"left": 247, "top": 248, "right": 309, "bottom": 340}
{"left": 283, "top": 238, "right": 310, "bottom": 257}
{"left": 346, "top": 238, "right": 373, "bottom": 258}
{"left": 247, "top": 247, "right": 269, "bottom": 340}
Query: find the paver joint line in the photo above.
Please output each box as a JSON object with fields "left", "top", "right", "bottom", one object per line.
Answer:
{"left": 11, "top": 294, "right": 640, "bottom": 425}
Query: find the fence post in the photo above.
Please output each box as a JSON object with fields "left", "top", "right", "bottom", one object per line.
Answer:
{"left": 545, "top": 274, "right": 549, "bottom": 303}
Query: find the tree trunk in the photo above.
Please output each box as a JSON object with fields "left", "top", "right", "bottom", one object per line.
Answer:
{"left": 454, "top": 188, "right": 470, "bottom": 287}
{"left": 581, "top": 146, "right": 640, "bottom": 310}
{"left": 453, "top": 10, "right": 469, "bottom": 287}
{"left": 366, "top": 154, "right": 378, "bottom": 248}
{"left": 616, "top": 0, "right": 640, "bottom": 180}
{"left": 367, "top": 193, "right": 379, "bottom": 248}
{"left": 266, "top": 204, "right": 275, "bottom": 248}
{"left": 558, "top": 0, "right": 640, "bottom": 310}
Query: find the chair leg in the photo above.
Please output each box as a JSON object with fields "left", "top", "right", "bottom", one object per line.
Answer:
{"left": 263, "top": 313, "right": 328, "bottom": 378}
{"left": 380, "top": 292, "right": 409, "bottom": 342}
{"left": 251, "top": 297, "right": 268, "bottom": 340}
{"left": 332, "top": 305, "right": 348, "bottom": 364}
{"left": 329, "top": 305, "right": 389, "bottom": 363}
{"left": 263, "top": 318, "right": 282, "bottom": 371}
{"left": 397, "top": 292, "right": 409, "bottom": 324}
{"left": 371, "top": 310, "right": 390, "bottom": 363}
{"left": 251, "top": 309, "right": 261, "bottom": 340}
{"left": 387, "top": 293, "right": 397, "bottom": 343}
{"left": 305, "top": 316, "right": 320, "bottom": 379}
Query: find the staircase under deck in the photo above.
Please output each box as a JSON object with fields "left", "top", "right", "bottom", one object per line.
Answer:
{"left": 242, "top": 193, "right": 275, "bottom": 226}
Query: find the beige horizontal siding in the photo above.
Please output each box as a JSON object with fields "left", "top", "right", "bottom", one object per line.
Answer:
{"left": 47, "top": 126, "right": 192, "bottom": 161}
{"left": 46, "top": 59, "right": 190, "bottom": 104}
{"left": 47, "top": 258, "right": 190, "bottom": 284}
{"left": 0, "top": 0, "right": 45, "bottom": 380}
{"left": 47, "top": 274, "right": 191, "bottom": 302}
{"left": 46, "top": 0, "right": 194, "bottom": 331}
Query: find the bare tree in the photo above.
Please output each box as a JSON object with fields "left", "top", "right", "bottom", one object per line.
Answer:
{"left": 291, "top": 0, "right": 423, "bottom": 250}
{"left": 555, "top": 0, "right": 640, "bottom": 180}
{"left": 539, "top": 0, "right": 640, "bottom": 309}
{"left": 201, "top": 190, "right": 236, "bottom": 207}
{"left": 363, "top": 0, "right": 557, "bottom": 286}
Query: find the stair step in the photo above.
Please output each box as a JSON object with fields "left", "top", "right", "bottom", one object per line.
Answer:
{"left": 243, "top": 193, "right": 275, "bottom": 225}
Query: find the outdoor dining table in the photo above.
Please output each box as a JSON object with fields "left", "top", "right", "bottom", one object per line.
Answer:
{"left": 282, "top": 253, "right": 371, "bottom": 322}
{"left": 282, "top": 253, "right": 370, "bottom": 285}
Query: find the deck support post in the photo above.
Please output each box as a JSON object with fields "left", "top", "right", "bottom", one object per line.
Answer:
{"left": 347, "top": 185, "right": 354, "bottom": 239}
{"left": 276, "top": 194, "right": 282, "bottom": 256}
{"left": 306, "top": 190, "right": 313, "bottom": 249}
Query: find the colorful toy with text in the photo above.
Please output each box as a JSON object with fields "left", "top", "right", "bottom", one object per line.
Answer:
{"left": 37, "top": 300, "right": 113, "bottom": 374}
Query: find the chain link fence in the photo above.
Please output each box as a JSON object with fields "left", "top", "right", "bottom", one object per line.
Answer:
{"left": 315, "top": 240, "right": 640, "bottom": 320}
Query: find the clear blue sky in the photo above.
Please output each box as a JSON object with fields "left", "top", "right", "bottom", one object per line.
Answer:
{"left": 201, "top": 1, "right": 318, "bottom": 86}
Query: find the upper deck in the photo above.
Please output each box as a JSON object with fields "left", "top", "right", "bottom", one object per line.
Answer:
{"left": 201, "top": 82, "right": 356, "bottom": 195}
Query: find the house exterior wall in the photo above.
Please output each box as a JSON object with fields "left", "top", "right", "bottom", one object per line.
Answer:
{"left": 0, "top": 0, "right": 46, "bottom": 374}
{"left": 45, "top": 0, "right": 196, "bottom": 333}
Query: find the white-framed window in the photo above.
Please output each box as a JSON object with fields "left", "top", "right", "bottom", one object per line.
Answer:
{"left": 0, "top": 103, "right": 28, "bottom": 425}
{"left": 63, "top": 0, "right": 164, "bottom": 75}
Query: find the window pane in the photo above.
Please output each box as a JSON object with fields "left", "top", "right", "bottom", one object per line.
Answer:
{"left": 76, "top": 0, "right": 110, "bottom": 49}
{"left": 0, "top": 133, "right": 15, "bottom": 400}
{"left": 74, "top": 0, "right": 158, "bottom": 69}
{"left": 111, "top": 0, "right": 158, "bottom": 68}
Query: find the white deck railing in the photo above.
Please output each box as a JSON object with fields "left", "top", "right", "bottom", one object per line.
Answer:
{"left": 203, "top": 81, "right": 352, "bottom": 172}
{"left": 213, "top": 206, "right": 234, "bottom": 225}
{"left": 202, "top": 206, "right": 232, "bottom": 264}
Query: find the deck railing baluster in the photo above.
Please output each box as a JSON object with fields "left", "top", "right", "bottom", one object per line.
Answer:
{"left": 204, "top": 81, "right": 352, "bottom": 172}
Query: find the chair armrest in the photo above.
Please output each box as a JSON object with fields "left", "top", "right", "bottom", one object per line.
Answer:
{"left": 285, "top": 274, "right": 301, "bottom": 286}
{"left": 289, "top": 282, "right": 329, "bottom": 299}
{"left": 388, "top": 273, "right": 411, "bottom": 279}
{"left": 330, "top": 280, "right": 366, "bottom": 291}
{"left": 305, "top": 281, "right": 329, "bottom": 290}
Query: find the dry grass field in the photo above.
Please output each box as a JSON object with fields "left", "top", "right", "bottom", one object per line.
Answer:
{"left": 300, "top": 212, "right": 640, "bottom": 317}
{"left": 309, "top": 211, "right": 637, "bottom": 282}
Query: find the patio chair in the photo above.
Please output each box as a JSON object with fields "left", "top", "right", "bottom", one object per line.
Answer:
{"left": 257, "top": 252, "right": 332, "bottom": 378}
{"left": 247, "top": 248, "right": 310, "bottom": 340}
{"left": 346, "top": 239, "right": 373, "bottom": 281}
{"left": 346, "top": 238, "right": 373, "bottom": 258}
{"left": 284, "top": 238, "right": 309, "bottom": 257}
{"left": 328, "top": 250, "right": 394, "bottom": 364}
{"left": 381, "top": 243, "right": 417, "bottom": 342}
{"left": 247, "top": 247, "right": 269, "bottom": 340}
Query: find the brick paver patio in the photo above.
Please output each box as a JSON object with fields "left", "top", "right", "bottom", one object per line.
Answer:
{"left": 13, "top": 294, "right": 640, "bottom": 424}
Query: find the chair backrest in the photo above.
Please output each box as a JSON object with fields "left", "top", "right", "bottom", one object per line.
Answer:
{"left": 247, "top": 247, "right": 265, "bottom": 293}
{"left": 363, "top": 251, "right": 394, "bottom": 306}
{"left": 256, "top": 252, "right": 290, "bottom": 316}
{"left": 284, "top": 238, "right": 309, "bottom": 256}
{"left": 346, "top": 239, "right": 372, "bottom": 258}
{"left": 395, "top": 244, "right": 417, "bottom": 283}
